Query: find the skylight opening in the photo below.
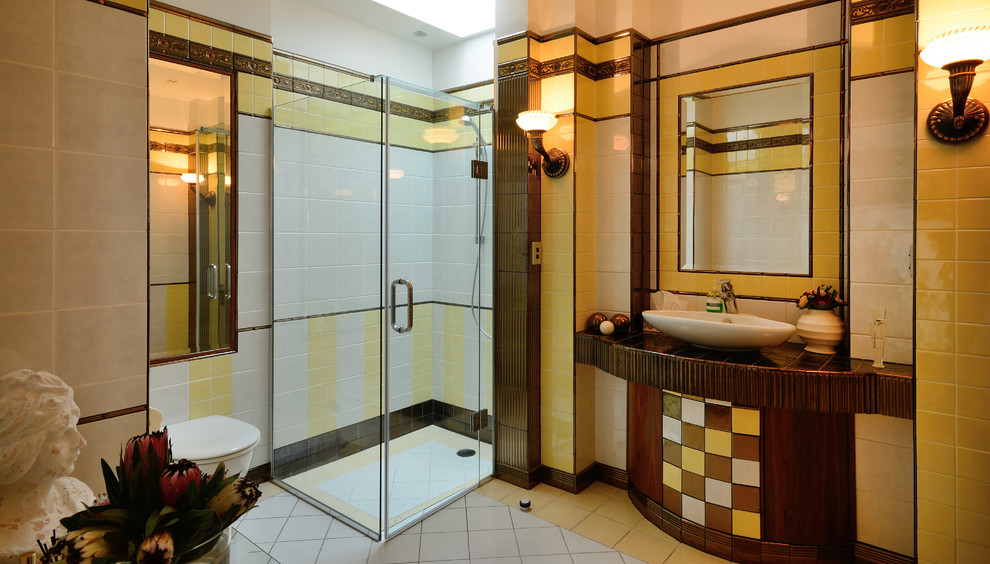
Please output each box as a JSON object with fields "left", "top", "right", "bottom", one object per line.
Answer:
{"left": 372, "top": 0, "right": 495, "bottom": 38}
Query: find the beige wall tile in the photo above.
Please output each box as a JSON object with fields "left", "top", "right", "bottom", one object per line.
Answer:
{"left": 857, "top": 490, "right": 916, "bottom": 557}
{"left": 0, "top": 231, "right": 54, "bottom": 315}
{"left": 55, "top": 0, "right": 146, "bottom": 86}
{"left": 73, "top": 411, "right": 146, "bottom": 492}
{"left": 56, "top": 231, "right": 146, "bottom": 308}
{"left": 0, "top": 0, "right": 54, "bottom": 67}
{"left": 57, "top": 153, "right": 147, "bottom": 230}
{"left": 56, "top": 72, "right": 146, "bottom": 158}
{"left": 0, "top": 61, "right": 54, "bottom": 148}
{"left": 0, "top": 311, "right": 55, "bottom": 375}
{"left": 56, "top": 304, "right": 147, "bottom": 399}
{"left": 0, "top": 147, "right": 54, "bottom": 229}
{"left": 73, "top": 374, "right": 146, "bottom": 419}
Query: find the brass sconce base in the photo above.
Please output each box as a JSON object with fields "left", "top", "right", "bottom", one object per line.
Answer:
{"left": 927, "top": 98, "right": 989, "bottom": 144}
{"left": 541, "top": 148, "right": 570, "bottom": 178}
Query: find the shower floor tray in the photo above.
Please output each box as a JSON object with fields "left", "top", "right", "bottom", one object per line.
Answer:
{"left": 281, "top": 425, "right": 493, "bottom": 533}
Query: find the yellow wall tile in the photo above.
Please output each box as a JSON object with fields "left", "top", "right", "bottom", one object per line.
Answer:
{"left": 163, "top": 12, "right": 188, "bottom": 39}
{"left": 732, "top": 407, "right": 760, "bottom": 435}
{"left": 733, "top": 509, "right": 761, "bottom": 539}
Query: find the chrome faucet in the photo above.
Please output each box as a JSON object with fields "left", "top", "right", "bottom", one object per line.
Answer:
{"left": 717, "top": 279, "right": 738, "bottom": 314}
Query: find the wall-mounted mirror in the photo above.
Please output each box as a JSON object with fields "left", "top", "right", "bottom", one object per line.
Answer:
{"left": 149, "top": 57, "right": 236, "bottom": 363}
{"left": 679, "top": 77, "right": 811, "bottom": 275}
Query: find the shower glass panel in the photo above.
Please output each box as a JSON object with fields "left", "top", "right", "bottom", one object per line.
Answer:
{"left": 270, "top": 69, "right": 493, "bottom": 540}
{"left": 194, "top": 126, "right": 233, "bottom": 352}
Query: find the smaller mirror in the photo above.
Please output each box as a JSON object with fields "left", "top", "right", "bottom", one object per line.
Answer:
{"left": 680, "top": 77, "right": 811, "bottom": 275}
{"left": 149, "top": 57, "right": 236, "bottom": 362}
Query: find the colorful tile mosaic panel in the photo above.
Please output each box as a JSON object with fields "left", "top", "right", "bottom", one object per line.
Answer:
{"left": 660, "top": 391, "right": 762, "bottom": 540}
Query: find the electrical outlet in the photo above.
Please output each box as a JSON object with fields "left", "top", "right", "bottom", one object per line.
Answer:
{"left": 531, "top": 242, "right": 542, "bottom": 265}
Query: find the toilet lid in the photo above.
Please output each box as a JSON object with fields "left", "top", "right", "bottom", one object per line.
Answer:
{"left": 167, "top": 415, "right": 261, "bottom": 461}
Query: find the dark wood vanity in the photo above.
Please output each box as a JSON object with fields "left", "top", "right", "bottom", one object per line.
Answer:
{"left": 575, "top": 330, "right": 914, "bottom": 563}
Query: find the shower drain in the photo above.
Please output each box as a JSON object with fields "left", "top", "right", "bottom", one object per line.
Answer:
{"left": 456, "top": 448, "right": 477, "bottom": 457}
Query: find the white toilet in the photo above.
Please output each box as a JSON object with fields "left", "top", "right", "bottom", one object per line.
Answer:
{"left": 164, "top": 414, "right": 261, "bottom": 478}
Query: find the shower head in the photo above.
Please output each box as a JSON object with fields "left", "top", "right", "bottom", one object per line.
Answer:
{"left": 459, "top": 114, "right": 487, "bottom": 149}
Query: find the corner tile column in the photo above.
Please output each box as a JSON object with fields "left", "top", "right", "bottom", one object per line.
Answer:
{"left": 493, "top": 36, "right": 543, "bottom": 487}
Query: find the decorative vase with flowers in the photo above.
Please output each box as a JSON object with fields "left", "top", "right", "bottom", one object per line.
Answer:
{"left": 795, "top": 284, "right": 846, "bottom": 354}
{"left": 39, "top": 428, "right": 260, "bottom": 564}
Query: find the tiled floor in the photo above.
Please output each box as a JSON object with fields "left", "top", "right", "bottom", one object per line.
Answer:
{"left": 233, "top": 478, "right": 732, "bottom": 563}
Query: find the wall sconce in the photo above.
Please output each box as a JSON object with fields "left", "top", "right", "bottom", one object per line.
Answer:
{"left": 920, "top": 27, "right": 990, "bottom": 144}
{"left": 516, "top": 110, "right": 570, "bottom": 177}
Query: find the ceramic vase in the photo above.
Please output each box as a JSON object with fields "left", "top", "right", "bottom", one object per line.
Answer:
{"left": 795, "top": 309, "right": 844, "bottom": 354}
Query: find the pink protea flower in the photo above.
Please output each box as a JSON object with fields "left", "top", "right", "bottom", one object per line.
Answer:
{"left": 136, "top": 530, "right": 175, "bottom": 564}
{"left": 207, "top": 477, "right": 262, "bottom": 522}
{"left": 159, "top": 459, "right": 202, "bottom": 507}
{"left": 123, "top": 429, "right": 169, "bottom": 479}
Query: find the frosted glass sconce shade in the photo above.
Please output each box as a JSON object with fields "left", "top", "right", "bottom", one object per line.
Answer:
{"left": 920, "top": 27, "right": 990, "bottom": 144}
{"left": 516, "top": 110, "right": 569, "bottom": 177}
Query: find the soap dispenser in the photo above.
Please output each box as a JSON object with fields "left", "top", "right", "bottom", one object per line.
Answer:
{"left": 706, "top": 283, "right": 723, "bottom": 313}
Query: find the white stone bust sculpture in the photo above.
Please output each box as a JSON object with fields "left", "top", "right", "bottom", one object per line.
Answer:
{"left": 0, "top": 370, "right": 95, "bottom": 563}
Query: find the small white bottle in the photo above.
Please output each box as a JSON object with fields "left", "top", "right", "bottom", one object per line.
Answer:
{"left": 706, "top": 284, "right": 723, "bottom": 313}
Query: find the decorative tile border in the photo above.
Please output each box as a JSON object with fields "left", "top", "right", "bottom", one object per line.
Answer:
{"left": 150, "top": 31, "right": 272, "bottom": 78}
{"left": 574, "top": 331, "right": 914, "bottom": 418}
{"left": 272, "top": 73, "right": 489, "bottom": 125}
{"left": 499, "top": 55, "right": 632, "bottom": 81}
{"left": 850, "top": 0, "right": 914, "bottom": 25}
{"left": 687, "top": 133, "right": 810, "bottom": 154}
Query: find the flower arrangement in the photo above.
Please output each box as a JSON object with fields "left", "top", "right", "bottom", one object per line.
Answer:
{"left": 40, "top": 429, "right": 260, "bottom": 564}
{"left": 796, "top": 284, "right": 846, "bottom": 310}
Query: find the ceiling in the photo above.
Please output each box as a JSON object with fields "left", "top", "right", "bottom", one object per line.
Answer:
{"left": 149, "top": 58, "right": 229, "bottom": 102}
{"left": 302, "top": 0, "right": 494, "bottom": 50}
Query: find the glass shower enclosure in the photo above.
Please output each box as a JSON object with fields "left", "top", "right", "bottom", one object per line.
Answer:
{"left": 270, "top": 72, "right": 493, "bottom": 539}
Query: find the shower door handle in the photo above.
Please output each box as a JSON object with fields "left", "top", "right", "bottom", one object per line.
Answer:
{"left": 390, "top": 278, "right": 413, "bottom": 333}
{"left": 224, "top": 263, "right": 232, "bottom": 300}
{"left": 207, "top": 264, "right": 218, "bottom": 300}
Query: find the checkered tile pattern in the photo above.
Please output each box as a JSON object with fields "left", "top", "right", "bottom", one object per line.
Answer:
{"left": 660, "top": 391, "right": 761, "bottom": 539}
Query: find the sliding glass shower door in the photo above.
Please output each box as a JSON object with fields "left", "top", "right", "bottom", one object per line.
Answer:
{"left": 271, "top": 67, "right": 493, "bottom": 540}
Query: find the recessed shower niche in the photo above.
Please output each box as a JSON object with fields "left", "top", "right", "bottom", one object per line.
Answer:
{"left": 269, "top": 61, "right": 494, "bottom": 539}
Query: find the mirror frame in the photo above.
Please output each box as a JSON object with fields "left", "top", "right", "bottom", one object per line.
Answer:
{"left": 149, "top": 53, "right": 238, "bottom": 365}
{"left": 655, "top": 44, "right": 843, "bottom": 301}
{"left": 677, "top": 75, "right": 813, "bottom": 277}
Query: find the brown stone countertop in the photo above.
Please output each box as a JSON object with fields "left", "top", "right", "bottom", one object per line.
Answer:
{"left": 575, "top": 329, "right": 914, "bottom": 419}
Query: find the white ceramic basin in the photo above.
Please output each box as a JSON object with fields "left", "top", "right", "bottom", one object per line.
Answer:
{"left": 642, "top": 310, "right": 796, "bottom": 351}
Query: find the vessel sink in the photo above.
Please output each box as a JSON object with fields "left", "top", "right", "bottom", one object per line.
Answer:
{"left": 642, "top": 310, "right": 796, "bottom": 351}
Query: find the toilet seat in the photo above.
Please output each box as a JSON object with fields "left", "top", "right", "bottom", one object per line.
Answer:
{"left": 168, "top": 415, "right": 261, "bottom": 462}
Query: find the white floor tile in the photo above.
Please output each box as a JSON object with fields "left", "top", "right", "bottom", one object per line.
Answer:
{"left": 235, "top": 517, "right": 288, "bottom": 544}
{"left": 508, "top": 509, "right": 555, "bottom": 529}
{"left": 316, "top": 536, "right": 373, "bottom": 564}
{"left": 246, "top": 494, "right": 298, "bottom": 520}
{"left": 270, "top": 539, "right": 324, "bottom": 564}
{"left": 419, "top": 531, "right": 470, "bottom": 561}
{"left": 572, "top": 552, "right": 624, "bottom": 564}
{"left": 467, "top": 506, "right": 513, "bottom": 530}
{"left": 468, "top": 529, "right": 519, "bottom": 559}
{"left": 519, "top": 556, "right": 571, "bottom": 564}
{"left": 561, "top": 529, "right": 613, "bottom": 554}
{"left": 421, "top": 507, "right": 468, "bottom": 533}
{"left": 277, "top": 514, "right": 334, "bottom": 542}
{"left": 514, "top": 528, "right": 568, "bottom": 556}
{"left": 368, "top": 534, "right": 422, "bottom": 564}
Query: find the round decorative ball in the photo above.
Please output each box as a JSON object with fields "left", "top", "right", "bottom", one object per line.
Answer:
{"left": 599, "top": 320, "right": 615, "bottom": 335}
{"left": 587, "top": 312, "right": 608, "bottom": 331}
{"left": 610, "top": 314, "right": 631, "bottom": 333}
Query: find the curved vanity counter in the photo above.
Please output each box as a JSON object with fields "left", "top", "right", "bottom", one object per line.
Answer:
{"left": 575, "top": 329, "right": 914, "bottom": 564}
{"left": 575, "top": 329, "right": 914, "bottom": 419}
